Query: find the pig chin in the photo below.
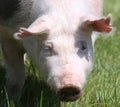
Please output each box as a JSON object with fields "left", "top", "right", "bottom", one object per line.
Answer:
{"left": 47, "top": 71, "right": 86, "bottom": 102}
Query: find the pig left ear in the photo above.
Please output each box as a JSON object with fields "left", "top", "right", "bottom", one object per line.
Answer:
{"left": 14, "top": 17, "right": 50, "bottom": 39}
{"left": 82, "top": 14, "right": 112, "bottom": 33}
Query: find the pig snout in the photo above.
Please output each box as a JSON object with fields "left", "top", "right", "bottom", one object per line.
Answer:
{"left": 57, "top": 85, "right": 81, "bottom": 102}
{"left": 48, "top": 70, "right": 85, "bottom": 102}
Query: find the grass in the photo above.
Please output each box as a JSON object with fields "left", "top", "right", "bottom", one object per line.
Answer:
{"left": 0, "top": 0, "right": 120, "bottom": 107}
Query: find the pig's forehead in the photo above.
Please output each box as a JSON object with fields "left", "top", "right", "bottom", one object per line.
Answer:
{"left": 46, "top": 34, "right": 75, "bottom": 46}
{"left": 47, "top": 29, "right": 90, "bottom": 42}
{"left": 45, "top": 31, "right": 89, "bottom": 46}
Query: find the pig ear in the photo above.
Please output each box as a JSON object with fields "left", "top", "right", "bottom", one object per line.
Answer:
{"left": 14, "top": 18, "right": 50, "bottom": 39}
{"left": 81, "top": 14, "right": 112, "bottom": 33}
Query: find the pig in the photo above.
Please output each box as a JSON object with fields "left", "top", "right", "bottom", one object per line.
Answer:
{"left": 0, "top": 0, "right": 112, "bottom": 102}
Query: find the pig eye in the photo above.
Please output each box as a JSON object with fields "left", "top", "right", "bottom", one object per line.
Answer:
{"left": 80, "top": 41, "right": 87, "bottom": 51}
{"left": 76, "top": 41, "right": 87, "bottom": 53}
{"left": 42, "top": 42, "right": 54, "bottom": 56}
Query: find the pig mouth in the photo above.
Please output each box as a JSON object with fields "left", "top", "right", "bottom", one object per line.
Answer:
{"left": 57, "top": 86, "right": 82, "bottom": 102}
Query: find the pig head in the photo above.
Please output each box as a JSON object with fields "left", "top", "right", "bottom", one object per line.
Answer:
{"left": 14, "top": 13, "right": 112, "bottom": 101}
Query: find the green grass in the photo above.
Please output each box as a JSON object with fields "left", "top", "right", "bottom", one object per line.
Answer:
{"left": 0, "top": 0, "right": 120, "bottom": 107}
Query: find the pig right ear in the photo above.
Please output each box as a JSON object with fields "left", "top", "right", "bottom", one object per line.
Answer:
{"left": 81, "top": 14, "right": 112, "bottom": 33}
{"left": 14, "top": 18, "right": 50, "bottom": 39}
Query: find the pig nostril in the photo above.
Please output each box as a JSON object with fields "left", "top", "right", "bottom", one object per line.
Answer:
{"left": 57, "top": 86, "right": 81, "bottom": 102}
